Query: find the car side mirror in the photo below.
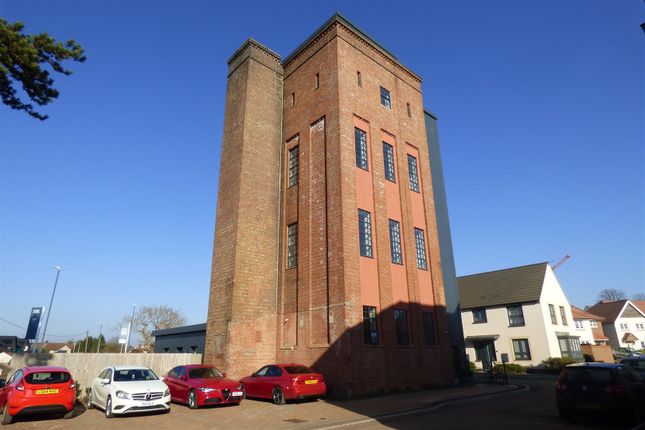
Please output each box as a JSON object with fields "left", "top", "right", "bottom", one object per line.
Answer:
{"left": 101, "top": 378, "right": 110, "bottom": 385}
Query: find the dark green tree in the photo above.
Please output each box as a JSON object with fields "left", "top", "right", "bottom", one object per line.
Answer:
{"left": 0, "top": 18, "right": 85, "bottom": 120}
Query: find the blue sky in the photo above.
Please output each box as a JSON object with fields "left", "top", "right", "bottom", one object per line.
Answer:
{"left": 1, "top": 0, "right": 643, "bottom": 342}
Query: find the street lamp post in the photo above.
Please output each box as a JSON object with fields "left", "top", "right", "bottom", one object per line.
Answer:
{"left": 40, "top": 265, "right": 61, "bottom": 350}
{"left": 96, "top": 322, "right": 104, "bottom": 353}
{"left": 125, "top": 304, "right": 136, "bottom": 353}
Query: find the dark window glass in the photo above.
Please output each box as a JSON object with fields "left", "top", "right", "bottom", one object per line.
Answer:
{"left": 507, "top": 306, "right": 525, "bottom": 326}
{"left": 113, "top": 368, "right": 159, "bottom": 382}
{"left": 380, "top": 86, "right": 392, "bottom": 109}
{"left": 408, "top": 154, "right": 419, "bottom": 192}
{"left": 560, "top": 306, "right": 568, "bottom": 326}
{"left": 188, "top": 367, "right": 223, "bottom": 379}
{"left": 291, "top": 92, "right": 295, "bottom": 106}
{"left": 394, "top": 309, "right": 409, "bottom": 345}
{"left": 357, "top": 71, "right": 362, "bottom": 86}
{"left": 472, "top": 308, "right": 487, "bottom": 323}
{"left": 414, "top": 228, "right": 428, "bottom": 270}
{"left": 549, "top": 304, "right": 557, "bottom": 324}
{"left": 315, "top": 73, "right": 319, "bottom": 89}
{"left": 25, "top": 371, "right": 71, "bottom": 384}
{"left": 288, "top": 146, "right": 299, "bottom": 187}
{"left": 383, "top": 142, "right": 396, "bottom": 182}
{"left": 287, "top": 223, "right": 297, "bottom": 268}
{"left": 358, "top": 209, "right": 373, "bottom": 257}
{"left": 266, "top": 366, "right": 283, "bottom": 377}
{"left": 561, "top": 368, "right": 614, "bottom": 384}
{"left": 355, "top": 128, "right": 368, "bottom": 170}
{"left": 388, "top": 220, "right": 403, "bottom": 264}
{"left": 284, "top": 365, "right": 314, "bottom": 374}
{"left": 363, "top": 306, "right": 379, "bottom": 345}
{"left": 512, "top": 339, "right": 531, "bottom": 360}
{"left": 423, "top": 311, "right": 437, "bottom": 346}
{"left": 407, "top": 102, "right": 411, "bottom": 117}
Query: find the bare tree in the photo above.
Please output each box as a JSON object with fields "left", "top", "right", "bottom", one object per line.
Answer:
{"left": 116, "top": 305, "right": 187, "bottom": 352}
{"left": 632, "top": 292, "right": 645, "bottom": 301}
{"left": 598, "top": 289, "right": 627, "bottom": 301}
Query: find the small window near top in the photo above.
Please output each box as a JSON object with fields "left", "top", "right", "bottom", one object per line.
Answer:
{"left": 357, "top": 71, "right": 362, "bottom": 87}
{"left": 315, "top": 73, "right": 320, "bottom": 89}
{"left": 291, "top": 93, "right": 295, "bottom": 107}
{"left": 574, "top": 320, "right": 584, "bottom": 329}
{"left": 406, "top": 103, "right": 411, "bottom": 117}
{"left": 380, "top": 86, "right": 391, "bottom": 109}
{"left": 590, "top": 321, "right": 598, "bottom": 328}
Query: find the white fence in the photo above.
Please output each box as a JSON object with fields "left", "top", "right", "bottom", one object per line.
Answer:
{"left": 5, "top": 353, "right": 202, "bottom": 394}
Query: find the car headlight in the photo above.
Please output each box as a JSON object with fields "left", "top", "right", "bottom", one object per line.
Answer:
{"left": 115, "top": 390, "right": 131, "bottom": 400}
{"left": 199, "top": 387, "right": 217, "bottom": 393}
{"left": 164, "top": 388, "right": 170, "bottom": 397}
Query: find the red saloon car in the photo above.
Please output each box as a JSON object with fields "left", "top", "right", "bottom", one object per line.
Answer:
{"left": 240, "top": 364, "right": 326, "bottom": 405}
{"left": 0, "top": 366, "right": 76, "bottom": 425}
{"left": 163, "top": 365, "right": 243, "bottom": 408}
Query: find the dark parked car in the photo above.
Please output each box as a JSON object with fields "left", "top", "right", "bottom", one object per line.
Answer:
{"left": 620, "top": 355, "right": 645, "bottom": 378}
{"left": 556, "top": 363, "right": 645, "bottom": 424}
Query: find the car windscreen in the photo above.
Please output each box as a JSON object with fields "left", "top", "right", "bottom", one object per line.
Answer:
{"left": 284, "top": 365, "right": 315, "bottom": 374}
{"left": 189, "top": 367, "right": 223, "bottom": 379}
{"left": 25, "top": 371, "right": 71, "bottom": 384}
{"left": 561, "top": 368, "right": 615, "bottom": 384}
{"left": 113, "top": 369, "right": 159, "bottom": 382}
{"left": 626, "top": 360, "right": 645, "bottom": 370}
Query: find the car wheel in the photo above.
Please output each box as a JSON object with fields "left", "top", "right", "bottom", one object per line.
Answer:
{"left": 1, "top": 403, "right": 12, "bottom": 425}
{"left": 272, "top": 387, "right": 286, "bottom": 405}
{"left": 105, "top": 396, "right": 114, "bottom": 418}
{"left": 63, "top": 408, "right": 75, "bottom": 419}
{"left": 241, "top": 385, "right": 246, "bottom": 400}
{"left": 86, "top": 389, "right": 94, "bottom": 409}
{"left": 188, "top": 390, "right": 198, "bottom": 409}
{"left": 558, "top": 406, "right": 574, "bottom": 422}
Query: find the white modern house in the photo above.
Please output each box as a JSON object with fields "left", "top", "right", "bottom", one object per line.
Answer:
{"left": 458, "top": 262, "right": 581, "bottom": 369}
{"left": 570, "top": 305, "right": 608, "bottom": 345}
{"left": 586, "top": 300, "right": 645, "bottom": 350}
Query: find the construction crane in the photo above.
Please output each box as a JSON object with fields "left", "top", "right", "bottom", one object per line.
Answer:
{"left": 550, "top": 255, "right": 571, "bottom": 271}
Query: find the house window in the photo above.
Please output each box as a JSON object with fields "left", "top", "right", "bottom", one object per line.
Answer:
{"left": 357, "top": 71, "right": 362, "bottom": 87}
{"left": 406, "top": 102, "right": 411, "bottom": 117}
{"left": 288, "top": 146, "right": 299, "bottom": 187}
{"left": 590, "top": 321, "right": 598, "bottom": 328}
{"left": 355, "top": 127, "right": 368, "bottom": 170}
{"left": 636, "top": 323, "right": 644, "bottom": 330}
{"left": 620, "top": 323, "right": 629, "bottom": 330}
{"left": 383, "top": 142, "right": 396, "bottom": 182}
{"left": 407, "top": 154, "right": 419, "bottom": 192}
{"left": 394, "top": 309, "right": 409, "bottom": 345}
{"left": 574, "top": 320, "right": 584, "bottom": 329}
{"left": 315, "top": 73, "right": 320, "bottom": 89}
{"left": 472, "top": 308, "right": 487, "bottom": 323}
{"left": 380, "top": 86, "right": 392, "bottom": 109}
{"left": 507, "top": 305, "right": 525, "bottom": 326}
{"left": 363, "top": 306, "right": 379, "bottom": 345}
{"left": 549, "top": 304, "right": 557, "bottom": 324}
{"left": 358, "top": 209, "right": 373, "bottom": 257}
{"left": 559, "top": 306, "right": 568, "bottom": 326}
{"left": 559, "top": 337, "right": 582, "bottom": 360}
{"left": 388, "top": 220, "right": 403, "bottom": 264}
{"left": 512, "top": 339, "right": 531, "bottom": 360}
{"left": 414, "top": 228, "right": 428, "bottom": 270}
{"left": 287, "top": 223, "right": 297, "bottom": 268}
{"left": 423, "top": 311, "right": 437, "bottom": 346}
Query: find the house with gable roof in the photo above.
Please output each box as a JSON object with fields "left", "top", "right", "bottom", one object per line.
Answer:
{"left": 586, "top": 300, "right": 645, "bottom": 350}
{"left": 570, "top": 305, "right": 609, "bottom": 346}
{"left": 458, "top": 262, "right": 582, "bottom": 369}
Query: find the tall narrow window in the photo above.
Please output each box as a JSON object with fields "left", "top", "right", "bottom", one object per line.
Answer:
{"left": 388, "top": 220, "right": 403, "bottom": 264}
{"left": 407, "top": 154, "right": 419, "bottom": 192}
{"left": 363, "top": 306, "right": 379, "bottom": 345}
{"left": 383, "top": 142, "right": 395, "bottom": 182}
{"left": 287, "top": 223, "right": 297, "bottom": 268}
{"left": 291, "top": 92, "right": 295, "bottom": 107}
{"left": 288, "top": 146, "right": 299, "bottom": 187}
{"left": 357, "top": 71, "right": 362, "bottom": 86}
{"left": 414, "top": 228, "right": 428, "bottom": 270}
{"left": 380, "top": 86, "right": 391, "bottom": 109}
{"left": 559, "top": 306, "right": 568, "bottom": 326}
{"left": 423, "top": 311, "right": 437, "bottom": 346}
{"left": 358, "top": 209, "right": 373, "bottom": 257}
{"left": 507, "top": 305, "right": 525, "bottom": 326}
{"left": 355, "top": 127, "right": 368, "bottom": 170}
{"left": 394, "top": 309, "right": 409, "bottom": 345}
{"left": 315, "top": 73, "right": 320, "bottom": 89}
{"left": 549, "top": 304, "right": 557, "bottom": 324}
{"left": 406, "top": 103, "right": 411, "bottom": 117}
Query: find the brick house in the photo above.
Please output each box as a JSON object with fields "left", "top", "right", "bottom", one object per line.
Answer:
{"left": 204, "top": 13, "right": 460, "bottom": 397}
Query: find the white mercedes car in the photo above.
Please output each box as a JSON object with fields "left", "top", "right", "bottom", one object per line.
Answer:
{"left": 87, "top": 366, "right": 171, "bottom": 417}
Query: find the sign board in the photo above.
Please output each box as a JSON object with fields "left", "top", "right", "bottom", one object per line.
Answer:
{"left": 118, "top": 326, "right": 129, "bottom": 344}
{"left": 25, "top": 307, "right": 44, "bottom": 340}
{"left": 501, "top": 353, "right": 509, "bottom": 363}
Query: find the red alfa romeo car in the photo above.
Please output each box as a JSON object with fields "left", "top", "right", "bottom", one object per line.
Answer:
{"left": 240, "top": 364, "right": 326, "bottom": 405}
{"left": 163, "top": 365, "right": 243, "bottom": 408}
{"left": 0, "top": 366, "right": 76, "bottom": 425}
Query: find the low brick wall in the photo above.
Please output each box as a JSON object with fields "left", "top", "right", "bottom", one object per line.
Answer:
{"left": 581, "top": 344, "right": 613, "bottom": 363}
{"left": 4, "top": 353, "right": 202, "bottom": 394}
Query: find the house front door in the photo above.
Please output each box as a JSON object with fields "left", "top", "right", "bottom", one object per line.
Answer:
{"left": 474, "top": 340, "right": 496, "bottom": 369}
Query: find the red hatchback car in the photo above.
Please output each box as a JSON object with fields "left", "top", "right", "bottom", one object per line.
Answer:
{"left": 0, "top": 366, "right": 76, "bottom": 425}
{"left": 163, "top": 365, "right": 243, "bottom": 408}
{"left": 240, "top": 364, "right": 326, "bottom": 405}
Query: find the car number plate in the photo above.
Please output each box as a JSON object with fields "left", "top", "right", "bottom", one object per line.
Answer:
{"left": 305, "top": 380, "right": 318, "bottom": 385}
{"left": 36, "top": 389, "right": 59, "bottom": 395}
{"left": 232, "top": 391, "right": 243, "bottom": 396}
{"left": 140, "top": 401, "right": 154, "bottom": 406}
